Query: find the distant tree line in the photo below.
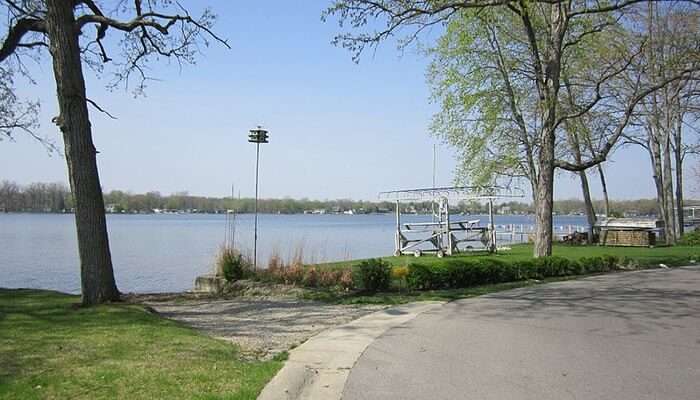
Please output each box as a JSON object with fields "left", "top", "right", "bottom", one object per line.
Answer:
{"left": 3, "top": 180, "right": 691, "bottom": 217}
{"left": 0, "top": 181, "right": 71, "bottom": 212}
{"left": 100, "top": 189, "right": 402, "bottom": 214}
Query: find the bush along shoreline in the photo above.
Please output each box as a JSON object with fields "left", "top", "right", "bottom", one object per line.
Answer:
{"left": 405, "top": 256, "right": 620, "bottom": 290}
{"left": 213, "top": 244, "right": 699, "bottom": 298}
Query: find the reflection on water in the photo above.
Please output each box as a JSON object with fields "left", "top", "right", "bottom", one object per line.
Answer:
{"left": 0, "top": 213, "right": 586, "bottom": 293}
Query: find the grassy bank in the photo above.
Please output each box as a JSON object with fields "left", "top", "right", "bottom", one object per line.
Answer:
{"left": 0, "top": 289, "right": 282, "bottom": 400}
{"left": 322, "top": 243, "right": 700, "bottom": 269}
{"left": 293, "top": 244, "right": 700, "bottom": 304}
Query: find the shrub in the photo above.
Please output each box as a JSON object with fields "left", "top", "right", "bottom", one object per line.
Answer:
{"left": 476, "top": 259, "right": 513, "bottom": 283}
{"left": 533, "top": 256, "right": 573, "bottom": 278}
{"left": 602, "top": 255, "right": 620, "bottom": 271}
{"left": 443, "top": 260, "right": 475, "bottom": 287}
{"left": 392, "top": 266, "right": 409, "bottom": 290}
{"left": 579, "top": 255, "right": 619, "bottom": 272}
{"left": 679, "top": 229, "right": 700, "bottom": 246}
{"left": 407, "top": 263, "right": 438, "bottom": 290}
{"left": 515, "top": 260, "right": 539, "bottom": 280}
{"left": 317, "top": 269, "right": 342, "bottom": 288}
{"left": 216, "top": 247, "right": 251, "bottom": 282}
{"left": 303, "top": 266, "right": 319, "bottom": 288}
{"left": 391, "top": 266, "right": 409, "bottom": 281}
{"left": 355, "top": 259, "right": 392, "bottom": 292}
{"left": 579, "top": 256, "right": 605, "bottom": 274}
{"left": 407, "top": 256, "right": 599, "bottom": 290}
{"left": 338, "top": 269, "right": 354, "bottom": 290}
{"left": 283, "top": 262, "right": 305, "bottom": 285}
{"left": 458, "top": 260, "right": 489, "bottom": 285}
{"left": 409, "top": 259, "right": 521, "bottom": 290}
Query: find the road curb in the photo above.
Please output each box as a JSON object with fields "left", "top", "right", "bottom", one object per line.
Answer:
{"left": 257, "top": 301, "right": 445, "bottom": 400}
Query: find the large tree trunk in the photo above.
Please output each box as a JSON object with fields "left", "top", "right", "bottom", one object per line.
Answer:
{"left": 647, "top": 129, "right": 670, "bottom": 242}
{"left": 662, "top": 131, "right": 676, "bottom": 243}
{"left": 565, "top": 131, "right": 596, "bottom": 243}
{"left": 534, "top": 161, "right": 554, "bottom": 257}
{"left": 579, "top": 171, "right": 596, "bottom": 243}
{"left": 674, "top": 114, "right": 685, "bottom": 236}
{"left": 562, "top": 76, "right": 596, "bottom": 243}
{"left": 46, "top": 0, "right": 119, "bottom": 305}
{"left": 582, "top": 131, "right": 611, "bottom": 217}
{"left": 597, "top": 165, "right": 610, "bottom": 217}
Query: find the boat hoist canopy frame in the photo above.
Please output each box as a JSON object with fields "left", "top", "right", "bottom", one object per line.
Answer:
{"left": 379, "top": 186, "right": 525, "bottom": 257}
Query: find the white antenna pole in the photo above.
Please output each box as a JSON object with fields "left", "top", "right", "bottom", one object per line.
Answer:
{"left": 432, "top": 144, "right": 437, "bottom": 221}
{"left": 433, "top": 143, "right": 437, "bottom": 189}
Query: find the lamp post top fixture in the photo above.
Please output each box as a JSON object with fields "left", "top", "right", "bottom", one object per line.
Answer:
{"left": 248, "top": 126, "right": 269, "bottom": 144}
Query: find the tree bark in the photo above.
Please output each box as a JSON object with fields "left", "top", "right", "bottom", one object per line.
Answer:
{"left": 531, "top": 3, "right": 565, "bottom": 258}
{"left": 578, "top": 171, "right": 596, "bottom": 243}
{"left": 534, "top": 160, "right": 554, "bottom": 257}
{"left": 597, "top": 166, "right": 610, "bottom": 217}
{"left": 662, "top": 130, "right": 677, "bottom": 243}
{"left": 647, "top": 126, "right": 669, "bottom": 242}
{"left": 45, "top": 0, "right": 119, "bottom": 305}
{"left": 564, "top": 128, "right": 595, "bottom": 243}
{"left": 674, "top": 113, "right": 685, "bottom": 236}
{"left": 562, "top": 75, "right": 596, "bottom": 243}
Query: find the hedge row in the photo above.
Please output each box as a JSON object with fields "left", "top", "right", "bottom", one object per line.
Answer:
{"left": 255, "top": 253, "right": 696, "bottom": 293}
{"left": 406, "top": 256, "right": 621, "bottom": 290}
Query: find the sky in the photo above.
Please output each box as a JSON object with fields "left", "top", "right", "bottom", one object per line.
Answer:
{"left": 0, "top": 1, "right": 692, "bottom": 201}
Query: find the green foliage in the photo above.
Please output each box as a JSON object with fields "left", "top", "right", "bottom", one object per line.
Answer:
{"left": 354, "top": 258, "right": 392, "bottom": 293}
{"left": 406, "top": 255, "right": 624, "bottom": 290}
{"left": 578, "top": 256, "right": 617, "bottom": 274}
{"left": 679, "top": 230, "right": 700, "bottom": 246}
{"left": 311, "top": 245, "right": 699, "bottom": 297}
{"left": 407, "top": 263, "right": 443, "bottom": 290}
{"left": 426, "top": 10, "right": 539, "bottom": 186}
{"left": 533, "top": 256, "right": 580, "bottom": 277}
{"left": 216, "top": 247, "right": 251, "bottom": 282}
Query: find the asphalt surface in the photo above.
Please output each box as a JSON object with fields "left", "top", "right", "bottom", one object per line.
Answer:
{"left": 343, "top": 267, "right": 700, "bottom": 400}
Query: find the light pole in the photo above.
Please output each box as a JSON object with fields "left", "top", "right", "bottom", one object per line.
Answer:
{"left": 248, "top": 126, "right": 269, "bottom": 271}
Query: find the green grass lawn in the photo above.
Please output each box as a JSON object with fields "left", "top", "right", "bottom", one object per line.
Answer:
{"left": 322, "top": 243, "right": 700, "bottom": 268}
{"left": 0, "top": 289, "right": 282, "bottom": 400}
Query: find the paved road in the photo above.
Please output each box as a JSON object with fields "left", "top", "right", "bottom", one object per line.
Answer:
{"left": 343, "top": 267, "right": 700, "bottom": 400}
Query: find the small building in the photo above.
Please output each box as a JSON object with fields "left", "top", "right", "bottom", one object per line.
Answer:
{"left": 594, "top": 218, "right": 663, "bottom": 247}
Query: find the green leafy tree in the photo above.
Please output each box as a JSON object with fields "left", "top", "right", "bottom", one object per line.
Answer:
{"left": 324, "top": 0, "right": 700, "bottom": 256}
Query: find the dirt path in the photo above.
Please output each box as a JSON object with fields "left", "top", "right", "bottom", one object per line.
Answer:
{"left": 143, "top": 296, "right": 385, "bottom": 359}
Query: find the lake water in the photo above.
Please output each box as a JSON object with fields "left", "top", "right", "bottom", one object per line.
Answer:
{"left": 0, "top": 213, "right": 587, "bottom": 294}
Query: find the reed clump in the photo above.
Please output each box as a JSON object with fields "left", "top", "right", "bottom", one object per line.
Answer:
{"left": 215, "top": 246, "right": 252, "bottom": 282}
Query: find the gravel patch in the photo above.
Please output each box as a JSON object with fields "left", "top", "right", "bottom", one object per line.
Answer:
{"left": 144, "top": 296, "right": 385, "bottom": 359}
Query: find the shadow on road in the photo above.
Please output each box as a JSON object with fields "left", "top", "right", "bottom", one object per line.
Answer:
{"left": 444, "top": 267, "right": 700, "bottom": 337}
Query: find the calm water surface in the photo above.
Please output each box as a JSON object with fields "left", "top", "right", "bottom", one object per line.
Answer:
{"left": 0, "top": 213, "right": 586, "bottom": 293}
